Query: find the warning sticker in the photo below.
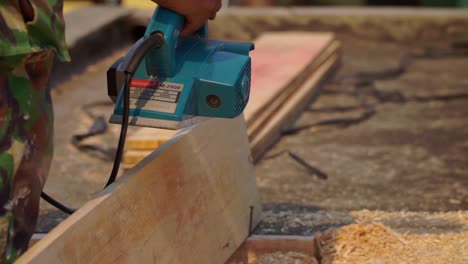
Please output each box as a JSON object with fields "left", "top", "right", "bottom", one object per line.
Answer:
{"left": 129, "top": 79, "right": 184, "bottom": 114}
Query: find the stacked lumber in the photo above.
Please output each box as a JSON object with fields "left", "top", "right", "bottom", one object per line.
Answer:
{"left": 123, "top": 32, "right": 340, "bottom": 168}
{"left": 246, "top": 33, "right": 340, "bottom": 160}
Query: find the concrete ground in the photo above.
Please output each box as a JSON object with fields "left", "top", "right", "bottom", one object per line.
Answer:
{"left": 36, "top": 7, "right": 468, "bottom": 236}
{"left": 256, "top": 36, "right": 468, "bottom": 212}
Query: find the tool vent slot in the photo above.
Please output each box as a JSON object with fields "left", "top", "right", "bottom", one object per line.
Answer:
{"left": 234, "top": 64, "right": 251, "bottom": 115}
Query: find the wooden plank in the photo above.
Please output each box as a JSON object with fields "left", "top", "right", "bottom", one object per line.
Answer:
{"left": 226, "top": 235, "right": 318, "bottom": 263}
{"left": 18, "top": 116, "right": 262, "bottom": 264}
{"left": 247, "top": 41, "right": 340, "bottom": 139}
{"left": 244, "top": 32, "right": 335, "bottom": 125}
{"left": 250, "top": 54, "right": 340, "bottom": 160}
{"left": 122, "top": 150, "right": 153, "bottom": 165}
{"left": 123, "top": 129, "right": 175, "bottom": 169}
{"left": 125, "top": 128, "right": 176, "bottom": 150}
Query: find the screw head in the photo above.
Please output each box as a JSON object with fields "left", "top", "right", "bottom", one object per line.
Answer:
{"left": 206, "top": 95, "right": 221, "bottom": 108}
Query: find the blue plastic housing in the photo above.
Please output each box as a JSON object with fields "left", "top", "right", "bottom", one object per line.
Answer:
{"left": 112, "top": 7, "right": 254, "bottom": 123}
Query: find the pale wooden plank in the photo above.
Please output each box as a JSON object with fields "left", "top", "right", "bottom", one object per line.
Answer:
{"left": 244, "top": 32, "right": 335, "bottom": 124}
{"left": 18, "top": 116, "right": 261, "bottom": 264}
{"left": 122, "top": 150, "right": 153, "bottom": 165}
{"left": 247, "top": 41, "right": 340, "bottom": 139}
{"left": 125, "top": 128, "right": 177, "bottom": 150}
{"left": 250, "top": 54, "right": 340, "bottom": 160}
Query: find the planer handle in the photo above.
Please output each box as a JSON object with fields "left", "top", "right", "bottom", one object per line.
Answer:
{"left": 144, "top": 6, "right": 207, "bottom": 78}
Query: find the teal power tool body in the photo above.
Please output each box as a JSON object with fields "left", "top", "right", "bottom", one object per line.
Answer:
{"left": 107, "top": 6, "right": 255, "bottom": 130}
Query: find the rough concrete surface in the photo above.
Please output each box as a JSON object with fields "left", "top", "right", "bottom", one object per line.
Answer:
{"left": 255, "top": 35, "right": 468, "bottom": 213}
{"left": 210, "top": 7, "right": 468, "bottom": 44}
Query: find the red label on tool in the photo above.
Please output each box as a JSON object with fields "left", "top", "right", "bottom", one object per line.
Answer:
{"left": 130, "top": 79, "right": 160, "bottom": 89}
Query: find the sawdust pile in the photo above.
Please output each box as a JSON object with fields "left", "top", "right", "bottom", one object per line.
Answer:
{"left": 249, "top": 252, "right": 318, "bottom": 264}
{"left": 350, "top": 210, "right": 468, "bottom": 229}
{"left": 316, "top": 223, "right": 468, "bottom": 264}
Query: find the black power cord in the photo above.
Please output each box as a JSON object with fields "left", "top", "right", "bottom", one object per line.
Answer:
{"left": 40, "top": 192, "right": 76, "bottom": 215}
{"left": 41, "top": 32, "right": 165, "bottom": 214}
{"left": 105, "top": 73, "right": 132, "bottom": 187}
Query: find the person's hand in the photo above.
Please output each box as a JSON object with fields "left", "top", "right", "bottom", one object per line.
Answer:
{"left": 154, "top": 0, "right": 222, "bottom": 37}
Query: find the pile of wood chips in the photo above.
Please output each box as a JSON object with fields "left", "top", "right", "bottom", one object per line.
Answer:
{"left": 316, "top": 211, "right": 468, "bottom": 264}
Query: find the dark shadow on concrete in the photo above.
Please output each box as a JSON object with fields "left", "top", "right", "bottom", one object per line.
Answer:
{"left": 35, "top": 210, "right": 69, "bottom": 233}
{"left": 254, "top": 203, "right": 354, "bottom": 236}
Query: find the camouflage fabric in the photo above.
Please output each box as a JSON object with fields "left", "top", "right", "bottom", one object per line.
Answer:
{"left": 0, "top": 50, "right": 55, "bottom": 263}
{"left": 0, "top": 0, "right": 70, "bottom": 67}
{"left": 0, "top": 0, "right": 69, "bottom": 263}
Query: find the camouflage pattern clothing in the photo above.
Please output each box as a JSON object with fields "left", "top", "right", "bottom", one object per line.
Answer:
{"left": 0, "top": 0, "right": 69, "bottom": 262}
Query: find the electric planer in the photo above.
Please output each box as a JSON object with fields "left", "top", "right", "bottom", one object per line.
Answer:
{"left": 107, "top": 6, "right": 255, "bottom": 130}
